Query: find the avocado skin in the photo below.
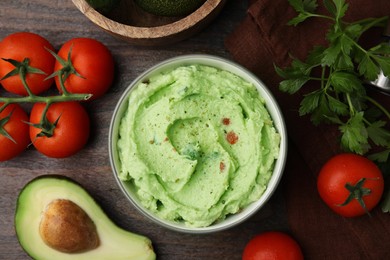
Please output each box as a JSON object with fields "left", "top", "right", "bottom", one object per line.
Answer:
{"left": 15, "top": 175, "right": 156, "bottom": 260}
{"left": 86, "top": 0, "right": 120, "bottom": 14}
{"left": 135, "top": 0, "right": 206, "bottom": 16}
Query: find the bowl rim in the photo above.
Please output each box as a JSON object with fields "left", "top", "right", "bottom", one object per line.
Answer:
{"left": 71, "top": 0, "right": 226, "bottom": 40}
{"left": 108, "top": 54, "right": 288, "bottom": 234}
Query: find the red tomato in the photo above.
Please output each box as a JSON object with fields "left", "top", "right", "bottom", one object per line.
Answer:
{"left": 29, "top": 102, "right": 90, "bottom": 158}
{"left": 317, "top": 153, "right": 384, "bottom": 217}
{"left": 0, "top": 103, "right": 30, "bottom": 161}
{"left": 242, "top": 231, "right": 304, "bottom": 260}
{"left": 54, "top": 38, "right": 114, "bottom": 100}
{"left": 0, "top": 32, "right": 55, "bottom": 95}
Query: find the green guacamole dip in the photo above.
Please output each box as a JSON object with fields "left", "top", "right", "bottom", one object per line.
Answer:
{"left": 117, "top": 64, "right": 280, "bottom": 227}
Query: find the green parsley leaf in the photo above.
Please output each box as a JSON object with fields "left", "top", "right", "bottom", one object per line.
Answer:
{"left": 335, "top": 52, "right": 354, "bottom": 70}
{"left": 368, "top": 149, "right": 390, "bottom": 163}
{"left": 287, "top": 0, "right": 318, "bottom": 25}
{"left": 339, "top": 34, "right": 354, "bottom": 56}
{"left": 278, "top": 0, "right": 390, "bottom": 158}
{"left": 357, "top": 17, "right": 389, "bottom": 35}
{"left": 339, "top": 112, "right": 370, "bottom": 154}
{"left": 373, "top": 55, "right": 390, "bottom": 77}
{"left": 299, "top": 90, "right": 323, "bottom": 116}
{"left": 370, "top": 43, "right": 390, "bottom": 55}
{"left": 323, "top": 0, "right": 337, "bottom": 17}
{"left": 348, "top": 91, "right": 367, "bottom": 112}
{"left": 330, "top": 71, "right": 363, "bottom": 93}
{"left": 288, "top": 13, "right": 313, "bottom": 26}
{"left": 358, "top": 53, "right": 380, "bottom": 81}
{"left": 367, "top": 121, "right": 390, "bottom": 147}
{"left": 310, "top": 94, "right": 334, "bottom": 125}
{"left": 288, "top": 0, "right": 318, "bottom": 13}
{"left": 327, "top": 94, "right": 349, "bottom": 116}
{"left": 322, "top": 41, "right": 342, "bottom": 66}
{"left": 306, "top": 46, "right": 326, "bottom": 65}
{"left": 275, "top": 59, "right": 313, "bottom": 94}
{"left": 332, "top": 0, "right": 348, "bottom": 21}
{"left": 279, "top": 78, "right": 310, "bottom": 94}
{"left": 290, "top": 57, "right": 313, "bottom": 74}
{"left": 344, "top": 23, "right": 363, "bottom": 40}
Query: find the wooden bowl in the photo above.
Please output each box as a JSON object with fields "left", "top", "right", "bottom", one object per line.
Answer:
{"left": 71, "top": 0, "right": 227, "bottom": 46}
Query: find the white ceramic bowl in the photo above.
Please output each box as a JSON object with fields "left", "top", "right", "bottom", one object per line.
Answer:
{"left": 109, "top": 55, "right": 287, "bottom": 233}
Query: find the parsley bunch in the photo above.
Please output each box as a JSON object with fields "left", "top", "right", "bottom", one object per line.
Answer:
{"left": 276, "top": 0, "right": 390, "bottom": 161}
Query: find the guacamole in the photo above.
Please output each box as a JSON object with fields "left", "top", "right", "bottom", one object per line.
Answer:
{"left": 117, "top": 64, "right": 280, "bottom": 227}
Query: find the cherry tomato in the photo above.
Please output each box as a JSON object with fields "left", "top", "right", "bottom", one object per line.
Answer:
{"left": 29, "top": 102, "right": 90, "bottom": 158}
{"left": 242, "top": 231, "right": 304, "bottom": 260}
{"left": 0, "top": 103, "right": 30, "bottom": 161}
{"left": 317, "top": 153, "right": 384, "bottom": 217}
{"left": 0, "top": 32, "right": 55, "bottom": 96}
{"left": 54, "top": 38, "right": 114, "bottom": 100}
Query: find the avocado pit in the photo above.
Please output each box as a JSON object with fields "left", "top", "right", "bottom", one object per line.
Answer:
{"left": 39, "top": 199, "right": 99, "bottom": 253}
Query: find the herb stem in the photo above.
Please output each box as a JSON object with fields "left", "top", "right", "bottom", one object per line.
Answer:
{"left": 310, "top": 13, "right": 335, "bottom": 21}
{"left": 309, "top": 76, "right": 324, "bottom": 81}
{"left": 321, "top": 66, "right": 326, "bottom": 90}
{"left": 346, "top": 93, "right": 355, "bottom": 116}
{"left": 280, "top": 0, "right": 390, "bottom": 157}
{"left": 324, "top": 67, "right": 333, "bottom": 93}
{"left": 365, "top": 96, "right": 390, "bottom": 120}
{"left": 350, "top": 16, "right": 388, "bottom": 35}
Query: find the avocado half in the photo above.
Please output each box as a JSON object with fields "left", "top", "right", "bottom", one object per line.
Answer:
{"left": 15, "top": 175, "right": 156, "bottom": 260}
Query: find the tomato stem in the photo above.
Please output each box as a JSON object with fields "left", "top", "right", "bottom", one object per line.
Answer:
{"left": 1, "top": 58, "right": 47, "bottom": 97}
{"left": 0, "top": 55, "right": 92, "bottom": 106}
{"left": 28, "top": 101, "right": 62, "bottom": 139}
{"left": 0, "top": 102, "right": 9, "bottom": 113}
{"left": 0, "top": 108, "right": 17, "bottom": 143}
{"left": 19, "top": 59, "right": 36, "bottom": 97}
{"left": 0, "top": 93, "right": 91, "bottom": 104}
{"left": 338, "top": 178, "right": 372, "bottom": 216}
{"left": 0, "top": 48, "right": 92, "bottom": 139}
{"left": 44, "top": 44, "right": 86, "bottom": 97}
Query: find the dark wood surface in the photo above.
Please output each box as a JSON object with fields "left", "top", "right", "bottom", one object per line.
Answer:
{"left": 0, "top": 1, "right": 290, "bottom": 259}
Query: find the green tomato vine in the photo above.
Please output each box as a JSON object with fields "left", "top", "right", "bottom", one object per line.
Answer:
{"left": 0, "top": 46, "right": 91, "bottom": 139}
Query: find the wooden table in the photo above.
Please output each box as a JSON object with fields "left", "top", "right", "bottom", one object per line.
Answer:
{"left": 0, "top": 1, "right": 289, "bottom": 259}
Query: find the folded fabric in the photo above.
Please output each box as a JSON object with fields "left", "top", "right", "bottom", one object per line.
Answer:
{"left": 225, "top": 0, "right": 390, "bottom": 259}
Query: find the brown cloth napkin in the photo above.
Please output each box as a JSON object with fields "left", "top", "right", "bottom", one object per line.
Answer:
{"left": 225, "top": 0, "right": 390, "bottom": 259}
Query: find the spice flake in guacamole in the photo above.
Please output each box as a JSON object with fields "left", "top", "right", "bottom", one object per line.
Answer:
{"left": 117, "top": 64, "right": 280, "bottom": 227}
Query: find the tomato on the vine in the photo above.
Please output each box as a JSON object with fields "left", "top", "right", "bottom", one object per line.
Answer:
{"left": 242, "top": 231, "right": 304, "bottom": 260}
{"left": 0, "top": 32, "right": 55, "bottom": 96}
{"left": 0, "top": 103, "right": 30, "bottom": 161}
{"left": 317, "top": 153, "right": 384, "bottom": 217}
{"left": 29, "top": 102, "right": 90, "bottom": 158}
{"left": 54, "top": 38, "right": 114, "bottom": 100}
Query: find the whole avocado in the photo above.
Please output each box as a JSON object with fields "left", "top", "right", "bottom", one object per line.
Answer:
{"left": 135, "top": 0, "right": 206, "bottom": 17}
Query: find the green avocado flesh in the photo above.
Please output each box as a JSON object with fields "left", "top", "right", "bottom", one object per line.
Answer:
{"left": 15, "top": 176, "right": 156, "bottom": 260}
{"left": 117, "top": 65, "right": 280, "bottom": 227}
{"left": 134, "top": 0, "right": 206, "bottom": 16}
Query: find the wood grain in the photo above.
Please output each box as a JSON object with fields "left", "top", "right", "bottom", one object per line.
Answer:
{"left": 0, "top": 1, "right": 290, "bottom": 259}
{"left": 71, "top": 0, "right": 227, "bottom": 46}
